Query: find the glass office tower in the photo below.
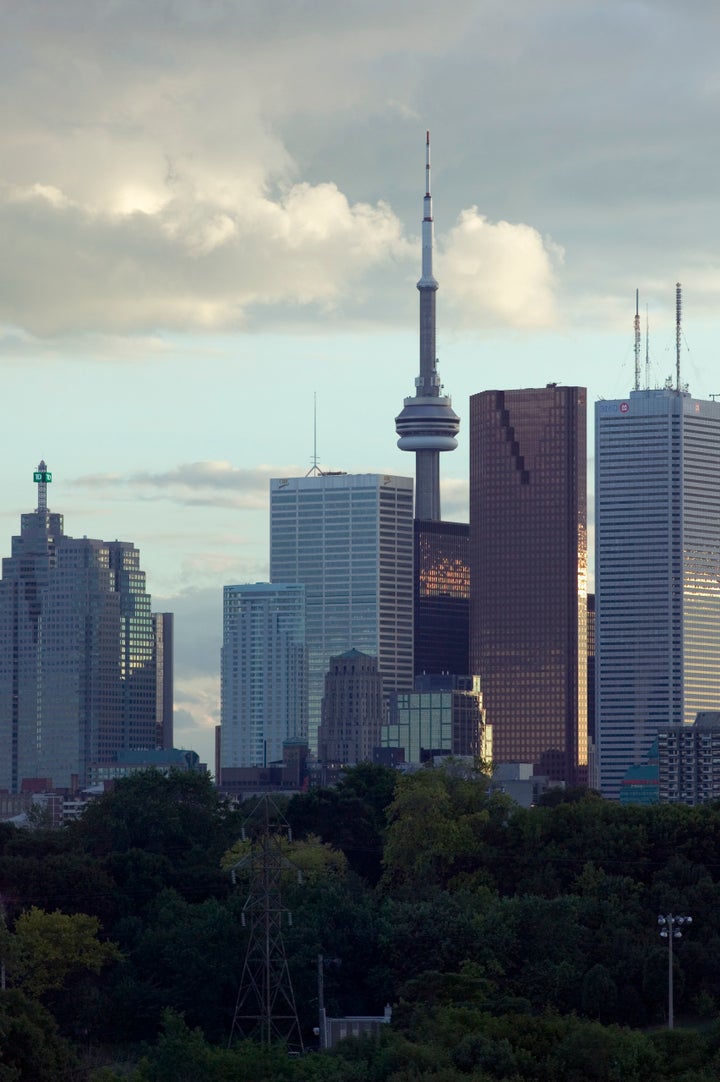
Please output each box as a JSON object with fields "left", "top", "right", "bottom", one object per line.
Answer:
{"left": 469, "top": 386, "right": 588, "bottom": 785}
{"left": 270, "top": 473, "right": 414, "bottom": 752}
{"left": 0, "top": 466, "right": 164, "bottom": 792}
{"left": 221, "top": 583, "right": 307, "bottom": 769}
{"left": 595, "top": 389, "right": 720, "bottom": 798}
{"left": 414, "top": 520, "right": 469, "bottom": 676}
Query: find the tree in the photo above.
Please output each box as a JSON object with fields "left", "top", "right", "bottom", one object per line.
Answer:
{"left": 381, "top": 763, "right": 501, "bottom": 894}
{"left": 0, "top": 989, "right": 78, "bottom": 1081}
{"left": 10, "top": 906, "right": 120, "bottom": 999}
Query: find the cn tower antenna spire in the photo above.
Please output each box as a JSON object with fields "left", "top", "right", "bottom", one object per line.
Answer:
{"left": 395, "top": 131, "right": 459, "bottom": 521}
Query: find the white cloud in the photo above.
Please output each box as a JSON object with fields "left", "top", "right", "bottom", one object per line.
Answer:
{"left": 441, "top": 208, "right": 564, "bottom": 330}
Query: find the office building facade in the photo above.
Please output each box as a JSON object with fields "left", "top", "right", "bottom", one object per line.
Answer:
{"left": 383, "top": 675, "right": 487, "bottom": 765}
{"left": 270, "top": 473, "right": 414, "bottom": 751}
{"left": 152, "top": 612, "right": 174, "bottom": 750}
{"left": 220, "top": 583, "right": 307, "bottom": 769}
{"left": 317, "top": 649, "right": 385, "bottom": 767}
{"left": 595, "top": 389, "right": 720, "bottom": 798}
{"left": 414, "top": 520, "right": 469, "bottom": 677}
{"left": 0, "top": 465, "right": 162, "bottom": 792}
{"left": 469, "top": 387, "right": 588, "bottom": 785}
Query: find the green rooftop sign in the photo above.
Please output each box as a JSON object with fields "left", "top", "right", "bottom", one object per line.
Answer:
{"left": 33, "top": 471, "right": 52, "bottom": 483}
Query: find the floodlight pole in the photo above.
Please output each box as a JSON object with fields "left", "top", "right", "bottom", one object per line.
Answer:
{"left": 658, "top": 913, "right": 692, "bottom": 1029}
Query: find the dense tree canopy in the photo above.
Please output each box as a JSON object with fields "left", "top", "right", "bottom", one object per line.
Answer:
{"left": 1, "top": 765, "right": 720, "bottom": 1078}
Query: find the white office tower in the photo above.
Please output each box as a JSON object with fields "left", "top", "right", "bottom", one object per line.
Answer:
{"left": 270, "top": 474, "right": 414, "bottom": 752}
{"left": 221, "top": 583, "right": 307, "bottom": 768}
{"left": 595, "top": 389, "right": 720, "bottom": 798}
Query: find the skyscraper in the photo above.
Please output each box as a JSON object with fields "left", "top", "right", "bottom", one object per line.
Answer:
{"left": 220, "top": 582, "right": 307, "bottom": 769}
{"left": 395, "top": 132, "right": 459, "bottom": 521}
{"left": 317, "top": 649, "right": 385, "bottom": 768}
{"left": 270, "top": 473, "right": 414, "bottom": 751}
{"left": 469, "top": 387, "right": 588, "bottom": 785}
{"left": 595, "top": 388, "right": 720, "bottom": 798}
{"left": 152, "top": 612, "right": 174, "bottom": 750}
{"left": 0, "top": 463, "right": 165, "bottom": 792}
{"left": 414, "top": 520, "right": 469, "bottom": 677}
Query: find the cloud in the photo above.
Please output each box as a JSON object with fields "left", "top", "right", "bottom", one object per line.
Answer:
{"left": 72, "top": 461, "right": 299, "bottom": 509}
{"left": 440, "top": 208, "right": 564, "bottom": 330}
{"left": 0, "top": 177, "right": 411, "bottom": 336}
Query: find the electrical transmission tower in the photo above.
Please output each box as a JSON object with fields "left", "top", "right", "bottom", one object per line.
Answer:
{"left": 228, "top": 795, "right": 304, "bottom": 1051}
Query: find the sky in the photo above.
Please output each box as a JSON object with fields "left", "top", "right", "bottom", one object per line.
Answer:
{"left": 3, "top": 0, "right": 720, "bottom": 768}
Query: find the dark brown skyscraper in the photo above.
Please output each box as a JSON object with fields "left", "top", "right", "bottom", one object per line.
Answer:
{"left": 469, "top": 386, "right": 587, "bottom": 785}
{"left": 414, "top": 520, "right": 469, "bottom": 677}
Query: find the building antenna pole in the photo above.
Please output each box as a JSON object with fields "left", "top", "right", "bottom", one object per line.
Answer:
{"left": 307, "top": 392, "right": 322, "bottom": 476}
{"left": 676, "top": 282, "right": 682, "bottom": 392}
{"left": 634, "top": 289, "right": 641, "bottom": 392}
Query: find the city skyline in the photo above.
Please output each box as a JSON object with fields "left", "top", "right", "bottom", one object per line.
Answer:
{"left": 4, "top": 3, "right": 720, "bottom": 766}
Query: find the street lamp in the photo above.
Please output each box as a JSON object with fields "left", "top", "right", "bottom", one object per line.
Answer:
{"left": 658, "top": 913, "right": 692, "bottom": 1029}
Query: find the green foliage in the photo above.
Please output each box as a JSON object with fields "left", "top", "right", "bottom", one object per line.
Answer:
{"left": 10, "top": 906, "right": 121, "bottom": 999}
{"left": 72, "top": 770, "right": 239, "bottom": 896}
{"left": 5, "top": 759, "right": 720, "bottom": 1071}
{"left": 0, "top": 989, "right": 78, "bottom": 1081}
{"left": 381, "top": 761, "right": 501, "bottom": 893}
{"left": 222, "top": 832, "right": 348, "bottom": 885}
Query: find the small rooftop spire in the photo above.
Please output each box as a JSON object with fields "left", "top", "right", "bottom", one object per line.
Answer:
{"left": 33, "top": 460, "right": 52, "bottom": 514}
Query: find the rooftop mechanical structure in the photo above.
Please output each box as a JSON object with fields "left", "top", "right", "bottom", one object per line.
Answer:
{"left": 395, "top": 131, "right": 459, "bottom": 521}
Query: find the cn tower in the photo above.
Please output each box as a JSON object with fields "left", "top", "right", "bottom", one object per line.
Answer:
{"left": 395, "top": 131, "right": 459, "bottom": 521}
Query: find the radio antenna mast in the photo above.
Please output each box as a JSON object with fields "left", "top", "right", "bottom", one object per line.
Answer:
{"left": 633, "top": 289, "right": 641, "bottom": 392}
{"left": 675, "top": 282, "right": 682, "bottom": 392}
{"left": 306, "top": 392, "right": 322, "bottom": 476}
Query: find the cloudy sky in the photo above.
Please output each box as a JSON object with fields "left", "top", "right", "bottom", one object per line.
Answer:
{"left": 3, "top": 0, "right": 720, "bottom": 767}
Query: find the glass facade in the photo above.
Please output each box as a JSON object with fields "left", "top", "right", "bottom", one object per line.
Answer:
{"left": 469, "top": 386, "right": 588, "bottom": 785}
{"left": 270, "top": 474, "right": 414, "bottom": 752}
{"left": 221, "top": 583, "right": 307, "bottom": 769}
{"left": 414, "top": 519, "right": 469, "bottom": 676}
{"left": 383, "top": 675, "right": 487, "bottom": 764}
{"left": 0, "top": 481, "right": 165, "bottom": 792}
{"left": 595, "top": 390, "right": 720, "bottom": 798}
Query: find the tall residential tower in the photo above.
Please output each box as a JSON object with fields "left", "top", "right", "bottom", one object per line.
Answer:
{"left": 395, "top": 132, "right": 459, "bottom": 521}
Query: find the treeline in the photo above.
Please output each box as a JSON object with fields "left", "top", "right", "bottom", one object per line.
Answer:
{"left": 2, "top": 764, "right": 720, "bottom": 1079}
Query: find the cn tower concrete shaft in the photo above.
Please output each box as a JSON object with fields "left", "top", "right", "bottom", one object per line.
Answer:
{"left": 395, "top": 131, "right": 459, "bottom": 521}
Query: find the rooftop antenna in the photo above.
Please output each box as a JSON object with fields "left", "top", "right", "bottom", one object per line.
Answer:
{"left": 676, "top": 282, "right": 682, "bottom": 392}
{"left": 306, "top": 392, "right": 322, "bottom": 476}
{"left": 633, "top": 289, "right": 641, "bottom": 392}
{"left": 33, "top": 460, "right": 52, "bottom": 514}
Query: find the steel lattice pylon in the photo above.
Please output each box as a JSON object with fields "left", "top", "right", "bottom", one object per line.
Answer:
{"left": 229, "top": 796, "right": 303, "bottom": 1051}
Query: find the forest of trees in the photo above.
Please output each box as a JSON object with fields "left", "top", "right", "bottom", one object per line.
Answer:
{"left": 3, "top": 763, "right": 720, "bottom": 1079}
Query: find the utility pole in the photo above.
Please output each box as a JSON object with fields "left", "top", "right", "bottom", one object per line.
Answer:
{"left": 228, "top": 796, "right": 304, "bottom": 1051}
